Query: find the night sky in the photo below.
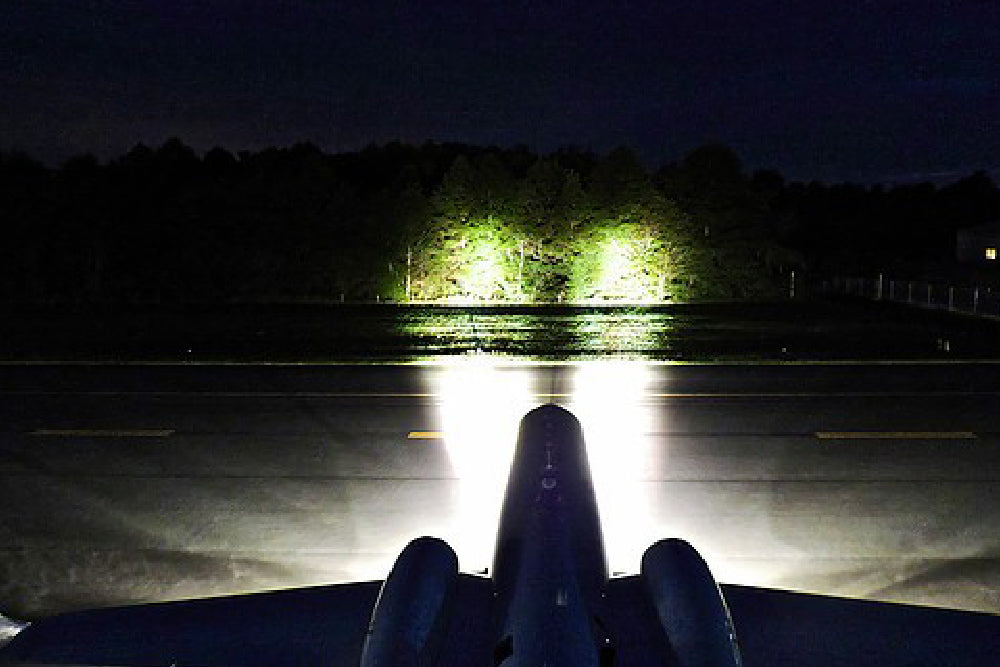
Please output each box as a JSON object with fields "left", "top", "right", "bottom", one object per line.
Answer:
{"left": 2, "top": 1, "right": 998, "bottom": 182}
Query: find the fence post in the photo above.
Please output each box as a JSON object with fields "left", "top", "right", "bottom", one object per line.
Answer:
{"left": 876, "top": 273, "right": 883, "bottom": 300}
{"left": 973, "top": 287, "right": 980, "bottom": 313}
{"left": 927, "top": 284, "right": 932, "bottom": 306}
{"left": 907, "top": 281, "right": 913, "bottom": 303}
{"left": 948, "top": 286, "right": 954, "bottom": 310}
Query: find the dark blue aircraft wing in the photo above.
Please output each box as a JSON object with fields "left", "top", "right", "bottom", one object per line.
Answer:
{"left": 607, "top": 576, "right": 1000, "bottom": 667}
{"left": 0, "top": 581, "right": 382, "bottom": 666}
{"left": 0, "top": 574, "right": 493, "bottom": 667}
{"left": 721, "top": 583, "right": 1000, "bottom": 667}
{"left": 6, "top": 574, "right": 999, "bottom": 666}
{"left": 603, "top": 574, "right": 1000, "bottom": 667}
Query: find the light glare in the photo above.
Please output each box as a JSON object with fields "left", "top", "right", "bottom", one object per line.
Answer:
{"left": 433, "top": 356, "right": 533, "bottom": 569}
{"left": 570, "top": 361, "right": 658, "bottom": 573}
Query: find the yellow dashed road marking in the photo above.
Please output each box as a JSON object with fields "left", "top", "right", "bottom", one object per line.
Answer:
{"left": 407, "top": 431, "right": 444, "bottom": 440}
{"left": 815, "top": 431, "right": 976, "bottom": 440}
{"left": 30, "top": 428, "right": 175, "bottom": 437}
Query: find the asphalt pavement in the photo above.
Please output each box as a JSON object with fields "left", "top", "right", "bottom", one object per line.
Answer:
{"left": 1, "top": 361, "right": 998, "bottom": 619}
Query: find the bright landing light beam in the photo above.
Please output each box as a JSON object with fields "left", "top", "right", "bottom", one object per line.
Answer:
{"left": 569, "top": 361, "right": 659, "bottom": 574}
{"left": 431, "top": 358, "right": 660, "bottom": 576}
{"left": 432, "top": 357, "right": 534, "bottom": 569}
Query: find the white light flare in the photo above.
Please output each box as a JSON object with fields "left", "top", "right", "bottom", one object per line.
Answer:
{"left": 0, "top": 613, "right": 28, "bottom": 647}
{"left": 432, "top": 356, "right": 534, "bottom": 571}
{"left": 570, "top": 361, "right": 659, "bottom": 574}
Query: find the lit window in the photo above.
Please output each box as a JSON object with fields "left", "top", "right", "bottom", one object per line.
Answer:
{"left": 987, "top": 247, "right": 998, "bottom": 260}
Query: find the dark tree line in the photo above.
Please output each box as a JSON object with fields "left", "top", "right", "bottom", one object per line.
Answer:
{"left": 778, "top": 172, "right": 1000, "bottom": 276}
{"left": 0, "top": 139, "right": 997, "bottom": 305}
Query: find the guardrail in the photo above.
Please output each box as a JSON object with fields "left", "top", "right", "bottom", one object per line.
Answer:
{"left": 825, "top": 275, "right": 1000, "bottom": 319}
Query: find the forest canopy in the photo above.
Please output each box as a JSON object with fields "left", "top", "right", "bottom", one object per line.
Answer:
{"left": 0, "top": 140, "right": 996, "bottom": 305}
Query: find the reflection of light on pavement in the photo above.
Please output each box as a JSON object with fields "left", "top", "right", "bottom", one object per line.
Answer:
{"left": 433, "top": 356, "right": 534, "bottom": 571}
{"left": 570, "top": 361, "right": 658, "bottom": 574}
{"left": 576, "top": 312, "right": 661, "bottom": 357}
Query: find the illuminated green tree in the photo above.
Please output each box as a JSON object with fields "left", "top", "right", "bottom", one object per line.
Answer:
{"left": 567, "top": 199, "right": 695, "bottom": 302}
{"left": 437, "top": 155, "right": 478, "bottom": 221}
{"left": 474, "top": 153, "right": 517, "bottom": 218}
{"left": 407, "top": 214, "right": 527, "bottom": 302}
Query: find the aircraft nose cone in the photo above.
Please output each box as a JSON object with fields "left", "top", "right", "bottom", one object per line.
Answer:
{"left": 515, "top": 404, "right": 587, "bottom": 474}
{"left": 521, "top": 404, "right": 581, "bottom": 432}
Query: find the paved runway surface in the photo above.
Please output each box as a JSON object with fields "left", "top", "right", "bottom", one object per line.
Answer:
{"left": 1, "top": 362, "right": 999, "bottom": 619}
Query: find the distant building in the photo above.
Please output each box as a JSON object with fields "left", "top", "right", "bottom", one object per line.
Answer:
{"left": 956, "top": 221, "right": 1000, "bottom": 262}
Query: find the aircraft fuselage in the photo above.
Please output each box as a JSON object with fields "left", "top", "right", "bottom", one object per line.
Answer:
{"left": 491, "top": 404, "right": 612, "bottom": 666}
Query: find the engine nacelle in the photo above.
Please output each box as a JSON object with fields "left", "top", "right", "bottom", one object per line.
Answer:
{"left": 640, "top": 538, "right": 741, "bottom": 667}
{"left": 360, "top": 537, "right": 459, "bottom": 667}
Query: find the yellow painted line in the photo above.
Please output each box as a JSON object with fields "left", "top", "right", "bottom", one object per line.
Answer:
{"left": 815, "top": 431, "right": 976, "bottom": 440}
{"left": 408, "top": 431, "right": 444, "bottom": 440}
{"left": 30, "top": 428, "right": 175, "bottom": 437}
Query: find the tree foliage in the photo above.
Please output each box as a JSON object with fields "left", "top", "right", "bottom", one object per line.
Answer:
{"left": 4, "top": 139, "right": 989, "bottom": 306}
